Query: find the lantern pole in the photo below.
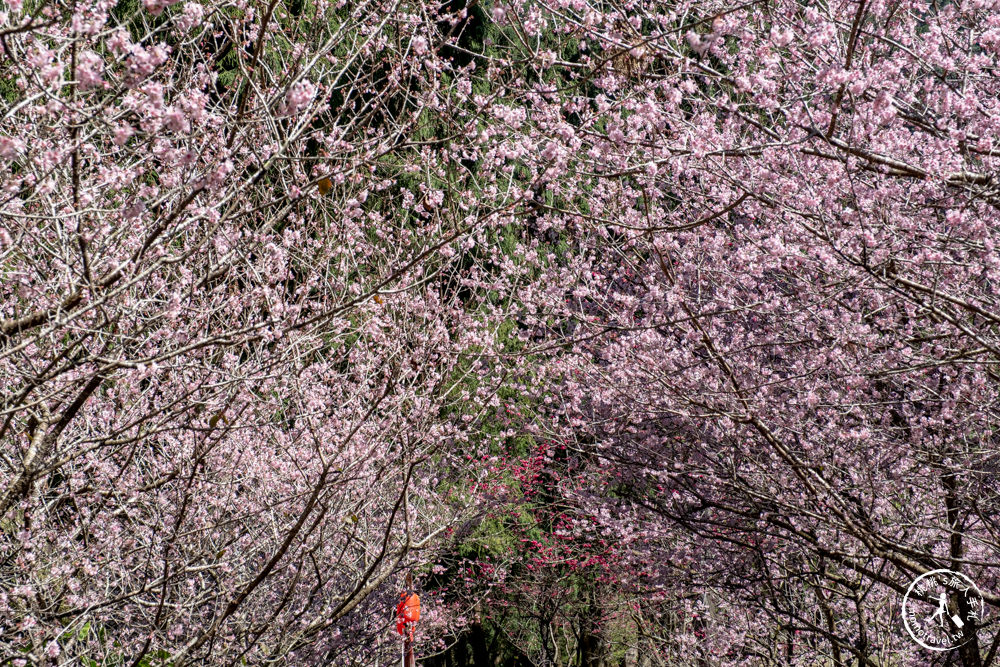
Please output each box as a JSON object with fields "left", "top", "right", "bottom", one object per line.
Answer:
{"left": 403, "top": 572, "right": 415, "bottom": 667}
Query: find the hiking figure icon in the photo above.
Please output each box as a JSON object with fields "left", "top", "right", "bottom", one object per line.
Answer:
{"left": 928, "top": 591, "right": 964, "bottom": 629}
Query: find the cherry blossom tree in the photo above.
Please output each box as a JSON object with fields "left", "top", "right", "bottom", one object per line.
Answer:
{"left": 0, "top": 0, "right": 538, "bottom": 661}
{"left": 488, "top": 0, "right": 1000, "bottom": 664}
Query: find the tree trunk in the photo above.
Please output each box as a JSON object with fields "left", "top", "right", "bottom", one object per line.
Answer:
{"left": 468, "top": 622, "right": 491, "bottom": 667}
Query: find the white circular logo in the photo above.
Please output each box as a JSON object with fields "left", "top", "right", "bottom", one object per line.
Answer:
{"left": 902, "top": 569, "right": 985, "bottom": 651}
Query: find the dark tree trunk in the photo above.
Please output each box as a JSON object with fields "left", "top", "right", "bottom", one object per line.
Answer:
{"left": 579, "top": 587, "right": 608, "bottom": 667}
{"left": 469, "top": 622, "right": 491, "bottom": 667}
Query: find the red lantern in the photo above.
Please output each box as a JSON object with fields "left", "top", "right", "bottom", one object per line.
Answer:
{"left": 395, "top": 592, "right": 420, "bottom": 637}
{"left": 397, "top": 592, "right": 420, "bottom": 623}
